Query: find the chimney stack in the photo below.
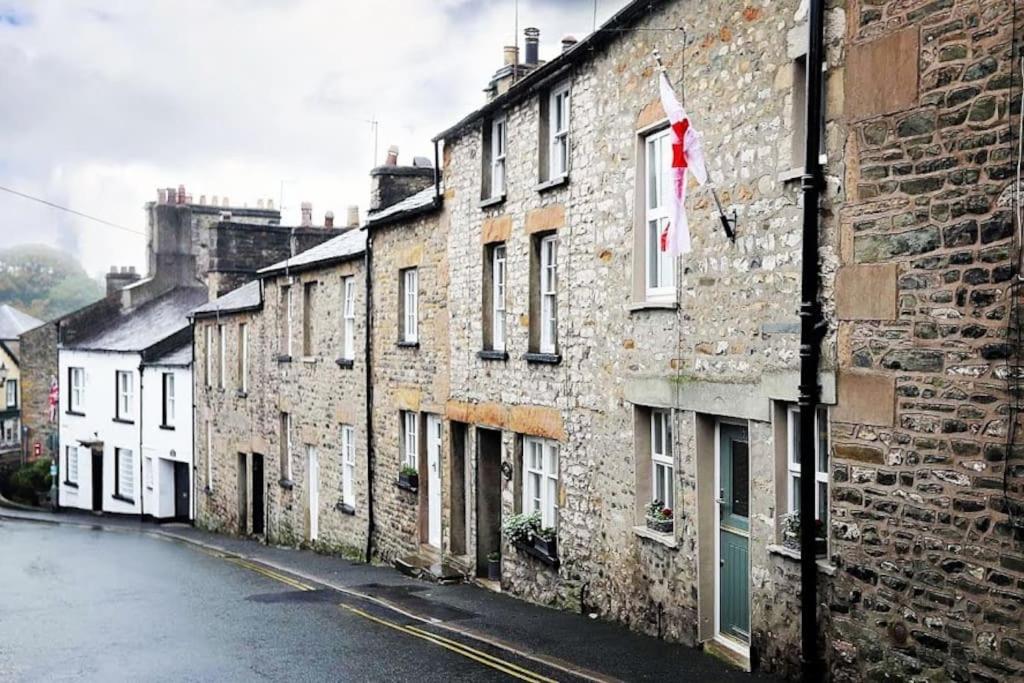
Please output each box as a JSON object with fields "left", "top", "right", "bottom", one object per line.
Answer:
{"left": 346, "top": 205, "right": 359, "bottom": 228}
{"left": 385, "top": 144, "right": 399, "bottom": 166}
{"left": 524, "top": 27, "right": 539, "bottom": 65}
{"left": 561, "top": 35, "right": 578, "bottom": 53}
{"left": 106, "top": 264, "right": 142, "bottom": 297}
{"left": 503, "top": 45, "right": 519, "bottom": 67}
{"left": 300, "top": 201, "right": 313, "bottom": 227}
{"left": 324, "top": 210, "right": 335, "bottom": 228}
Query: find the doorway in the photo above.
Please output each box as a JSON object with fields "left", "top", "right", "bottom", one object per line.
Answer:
{"left": 307, "top": 447, "right": 319, "bottom": 542}
{"left": 716, "top": 422, "right": 750, "bottom": 646}
{"left": 173, "top": 461, "right": 190, "bottom": 520}
{"left": 475, "top": 428, "right": 502, "bottom": 577}
{"left": 237, "top": 453, "right": 248, "bottom": 535}
{"left": 425, "top": 414, "right": 442, "bottom": 549}
{"left": 251, "top": 453, "right": 265, "bottom": 536}
{"left": 91, "top": 449, "right": 103, "bottom": 512}
{"left": 449, "top": 422, "right": 467, "bottom": 556}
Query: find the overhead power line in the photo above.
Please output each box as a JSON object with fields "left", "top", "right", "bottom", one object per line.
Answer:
{"left": 0, "top": 184, "right": 146, "bottom": 236}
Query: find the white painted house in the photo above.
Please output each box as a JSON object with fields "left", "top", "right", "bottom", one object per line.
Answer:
{"left": 58, "top": 288, "right": 205, "bottom": 519}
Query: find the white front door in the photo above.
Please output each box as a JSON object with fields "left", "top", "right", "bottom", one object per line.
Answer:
{"left": 308, "top": 447, "right": 319, "bottom": 542}
{"left": 426, "top": 414, "right": 442, "bottom": 548}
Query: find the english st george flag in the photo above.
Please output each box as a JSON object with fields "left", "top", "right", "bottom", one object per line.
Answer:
{"left": 658, "top": 70, "right": 708, "bottom": 256}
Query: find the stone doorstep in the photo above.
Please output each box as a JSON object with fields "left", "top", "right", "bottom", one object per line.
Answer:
{"left": 704, "top": 637, "right": 751, "bottom": 673}
{"left": 394, "top": 548, "right": 467, "bottom": 584}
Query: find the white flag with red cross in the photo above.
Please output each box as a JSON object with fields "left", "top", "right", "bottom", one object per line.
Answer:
{"left": 658, "top": 70, "right": 708, "bottom": 256}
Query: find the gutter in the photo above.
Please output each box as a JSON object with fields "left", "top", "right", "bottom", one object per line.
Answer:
{"left": 797, "top": 2, "right": 826, "bottom": 681}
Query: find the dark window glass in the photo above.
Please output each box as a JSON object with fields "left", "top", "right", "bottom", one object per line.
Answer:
{"left": 731, "top": 439, "right": 749, "bottom": 518}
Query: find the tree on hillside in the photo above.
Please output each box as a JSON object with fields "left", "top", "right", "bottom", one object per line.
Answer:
{"left": 0, "top": 244, "right": 104, "bottom": 320}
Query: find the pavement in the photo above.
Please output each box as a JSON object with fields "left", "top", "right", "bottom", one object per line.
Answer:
{"left": 0, "top": 504, "right": 778, "bottom": 682}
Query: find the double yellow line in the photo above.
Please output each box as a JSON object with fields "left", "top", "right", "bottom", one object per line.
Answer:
{"left": 340, "top": 605, "right": 557, "bottom": 683}
{"left": 226, "top": 557, "right": 316, "bottom": 592}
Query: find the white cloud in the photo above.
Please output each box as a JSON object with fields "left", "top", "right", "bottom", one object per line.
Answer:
{"left": 0, "top": 0, "right": 624, "bottom": 277}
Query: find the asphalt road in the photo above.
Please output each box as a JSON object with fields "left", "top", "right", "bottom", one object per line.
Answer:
{"left": 0, "top": 519, "right": 563, "bottom": 682}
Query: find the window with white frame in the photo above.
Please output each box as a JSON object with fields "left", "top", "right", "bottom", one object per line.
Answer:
{"left": 341, "top": 425, "right": 355, "bottom": 506}
{"left": 401, "top": 411, "right": 418, "bottom": 470}
{"left": 205, "top": 420, "right": 213, "bottom": 491}
{"left": 342, "top": 277, "right": 356, "bottom": 360}
{"left": 786, "top": 406, "right": 830, "bottom": 527}
{"left": 145, "top": 456, "right": 154, "bottom": 489}
{"left": 66, "top": 445, "right": 79, "bottom": 485}
{"left": 645, "top": 127, "right": 674, "bottom": 300}
{"left": 280, "top": 283, "right": 293, "bottom": 356}
{"left": 115, "top": 371, "right": 133, "bottom": 421}
{"left": 492, "top": 244, "right": 506, "bottom": 351}
{"left": 204, "top": 326, "right": 213, "bottom": 387}
{"left": 5, "top": 379, "right": 15, "bottom": 408}
{"left": 651, "top": 409, "right": 673, "bottom": 510}
{"left": 238, "top": 322, "right": 249, "bottom": 393}
{"left": 280, "top": 412, "right": 292, "bottom": 481}
{"left": 69, "top": 367, "right": 84, "bottom": 413}
{"left": 162, "top": 372, "right": 175, "bottom": 427}
{"left": 400, "top": 268, "right": 418, "bottom": 343}
{"left": 302, "top": 281, "right": 317, "bottom": 356}
{"left": 115, "top": 447, "right": 134, "bottom": 500}
{"left": 539, "top": 234, "right": 558, "bottom": 354}
{"left": 523, "top": 437, "right": 559, "bottom": 529}
{"left": 548, "top": 82, "right": 570, "bottom": 179}
{"left": 491, "top": 116, "right": 507, "bottom": 198}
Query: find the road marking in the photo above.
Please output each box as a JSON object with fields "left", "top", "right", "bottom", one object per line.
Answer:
{"left": 226, "top": 557, "right": 316, "bottom": 592}
{"left": 340, "top": 604, "right": 558, "bottom": 683}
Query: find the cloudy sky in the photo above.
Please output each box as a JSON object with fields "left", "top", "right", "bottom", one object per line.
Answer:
{"left": 0, "top": 0, "right": 624, "bottom": 277}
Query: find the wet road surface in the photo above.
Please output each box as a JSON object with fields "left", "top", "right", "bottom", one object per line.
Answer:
{"left": 0, "top": 519, "right": 564, "bottom": 681}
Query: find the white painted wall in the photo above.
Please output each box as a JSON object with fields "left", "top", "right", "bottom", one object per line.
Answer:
{"left": 141, "top": 362, "right": 194, "bottom": 519}
{"left": 58, "top": 349, "right": 142, "bottom": 515}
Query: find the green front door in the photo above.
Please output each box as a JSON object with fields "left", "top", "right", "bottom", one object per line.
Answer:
{"left": 718, "top": 423, "right": 750, "bottom": 644}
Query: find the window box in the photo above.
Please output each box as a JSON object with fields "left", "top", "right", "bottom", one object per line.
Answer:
{"left": 645, "top": 516, "right": 674, "bottom": 534}
{"left": 513, "top": 536, "right": 559, "bottom": 568}
{"left": 523, "top": 352, "right": 561, "bottom": 365}
{"left": 478, "top": 350, "right": 509, "bottom": 361}
{"left": 335, "top": 358, "right": 355, "bottom": 369}
{"left": 781, "top": 513, "right": 827, "bottom": 556}
{"left": 397, "top": 469, "right": 419, "bottom": 492}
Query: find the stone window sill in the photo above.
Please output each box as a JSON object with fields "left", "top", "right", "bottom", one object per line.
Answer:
{"left": 766, "top": 543, "right": 836, "bottom": 576}
{"left": 236, "top": 389, "right": 248, "bottom": 399}
{"left": 112, "top": 493, "right": 135, "bottom": 505}
{"left": 535, "top": 175, "right": 569, "bottom": 193}
{"left": 338, "top": 502, "right": 356, "bottom": 516}
{"left": 279, "top": 478, "right": 295, "bottom": 490}
{"left": 112, "top": 417, "right": 134, "bottom": 425}
{"left": 64, "top": 480, "right": 78, "bottom": 489}
{"left": 627, "top": 301, "right": 678, "bottom": 313}
{"left": 633, "top": 525, "right": 678, "bottom": 548}
{"left": 478, "top": 350, "right": 509, "bottom": 361}
{"left": 276, "top": 354, "right": 292, "bottom": 364}
{"left": 397, "top": 340, "right": 420, "bottom": 349}
{"left": 335, "top": 358, "right": 354, "bottom": 369}
{"left": 159, "top": 424, "right": 175, "bottom": 431}
{"left": 523, "top": 352, "right": 561, "bottom": 365}
{"left": 66, "top": 410, "right": 86, "bottom": 417}
{"left": 204, "top": 485, "right": 214, "bottom": 495}
{"left": 300, "top": 356, "right": 318, "bottom": 364}
{"left": 778, "top": 155, "right": 827, "bottom": 184}
{"left": 478, "top": 194, "right": 506, "bottom": 209}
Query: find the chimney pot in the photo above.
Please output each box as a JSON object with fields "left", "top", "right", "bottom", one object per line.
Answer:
{"left": 324, "top": 210, "right": 335, "bottom": 228}
{"left": 346, "top": 205, "right": 359, "bottom": 228}
{"left": 561, "top": 35, "right": 578, "bottom": 53}
{"left": 503, "top": 45, "right": 519, "bottom": 67}
{"left": 199, "top": 194, "right": 207, "bottom": 205}
{"left": 300, "top": 201, "right": 313, "bottom": 227}
{"left": 211, "top": 195, "right": 218, "bottom": 206}
{"left": 177, "top": 185, "right": 186, "bottom": 205}
{"left": 267, "top": 198, "right": 274, "bottom": 210}
{"left": 222, "top": 197, "right": 229, "bottom": 207}
{"left": 257, "top": 198, "right": 264, "bottom": 209}
{"left": 185, "top": 194, "right": 193, "bottom": 204}
{"left": 385, "top": 145, "right": 399, "bottom": 166}
{"left": 524, "top": 27, "right": 539, "bottom": 65}
{"left": 157, "top": 189, "right": 166, "bottom": 204}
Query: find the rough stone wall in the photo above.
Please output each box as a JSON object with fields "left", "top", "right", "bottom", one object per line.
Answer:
{"left": 368, "top": 209, "right": 450, "bottom": 563}
{"left": 829, "top": 1, "right": 1023, "bottom": 681}
{"left": 442, "top": 0, "right": 843, "bottom": 672}
{"left": 18, "top": 322, "right": 57, "bottom": 460}
{"left": 195, "top": 260, "right": 369, "bottom": 559}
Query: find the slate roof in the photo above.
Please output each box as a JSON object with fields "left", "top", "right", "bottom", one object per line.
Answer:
{"left": 257, "top": 228, "right": 366, "bottom": 278}
{"left": 144, "top": 341, "right": 191, "bottom": 367}
{"left": 0, "top": 304, "right": 43, "bottom": 340}
{"left": 364, "top": 185, "right": 440, "bottom": 228}
{"left": 66, "top": 287, "right": 207, "bottom": 353}
{"left": 192, "top": 280, "right": 262, "bottom": 318}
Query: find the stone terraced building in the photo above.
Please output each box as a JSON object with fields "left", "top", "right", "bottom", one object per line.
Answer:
{"left": 190, "top": 0, "right": 1023, "bottom": 680}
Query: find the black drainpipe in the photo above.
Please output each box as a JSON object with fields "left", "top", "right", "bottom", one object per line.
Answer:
{"left": 798, "top": 1, "right": 826, "bottom": 681}
{"left": 363, "top": 231, "right": 375, "bottom": 564}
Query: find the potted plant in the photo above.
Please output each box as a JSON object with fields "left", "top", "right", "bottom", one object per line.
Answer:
{"left": 501, "top": 511, "right": 559, "bottom": 566}
{"left": 397, "top": 465, "right": 419, "bottom": 491}
{"left": 781, "top": 513, "right": 827, "bottom": 555}
{"left": 534, "top": 526, "right": 558, "bottom": 558}
{"left": 486, "top": 551, "right": 501, "bottom": 581}
{"left": 645, "top": 500, "right": 674, "bottom": 534}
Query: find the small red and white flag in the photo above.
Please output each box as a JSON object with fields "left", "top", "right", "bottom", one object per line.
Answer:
{"left": 658, "top": 70, "right": 707, "bottom": 256}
